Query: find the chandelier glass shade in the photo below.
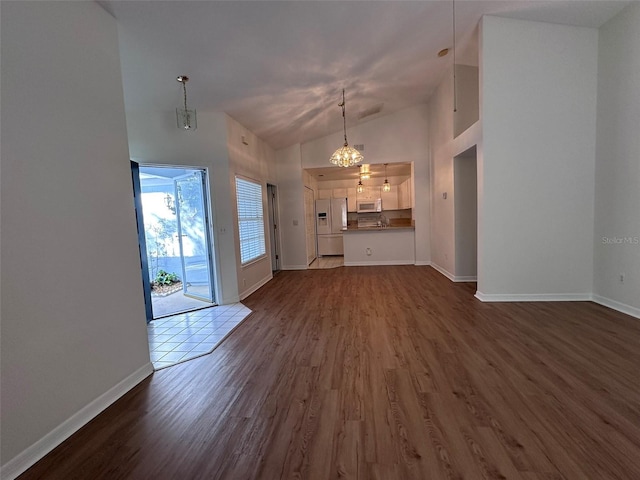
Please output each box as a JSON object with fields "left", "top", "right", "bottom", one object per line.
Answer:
{"left": 329, "top": 89, "right": 363, "bottom": 167}
{"left": 330, "top": 144, "right": 364, "bottom": 167}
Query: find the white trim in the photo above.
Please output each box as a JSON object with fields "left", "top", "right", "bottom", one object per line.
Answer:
{"left": 592, "top": 294, "right": 640, "bottom": 319}
{"left": 414, "top": 260, "right": 432, "bottom": 266}
{"left": 239, "top": 273, "right": 272, "bottom": 300}
{"left": 475, "top": 292, "right": 592, "bottom": 302}
{"left": 1, "top": 363, "right": 154, "bottom": 480}
{"left": 343, "top": 260, "right": 415, "bottom": 267}
{"left": 454, "top": 275, "right": 477, "bottom": 282}
{"left": 430, "top": 262, "right": 455, "bottom": 281}
{"left": 282, "top": 264, "right": 308, "bottom": 270}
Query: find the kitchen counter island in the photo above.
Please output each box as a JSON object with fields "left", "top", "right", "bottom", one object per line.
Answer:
{"left": 342, "top": 226, "right": 415, "bottom": 266}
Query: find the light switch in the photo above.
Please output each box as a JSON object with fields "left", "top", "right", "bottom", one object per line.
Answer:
{"left": 442, "top": 192, "right": 447, "bottom": 199}
{"left": 293, "top": 219, "right": 299, "bottom": 226}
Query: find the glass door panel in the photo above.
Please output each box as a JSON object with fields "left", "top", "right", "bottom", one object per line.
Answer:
{"left": 174, "top": 171, "right": 215, "bottom": 303}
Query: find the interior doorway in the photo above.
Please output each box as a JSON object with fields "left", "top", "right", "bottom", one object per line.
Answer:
{"left": 267, "top": 184, "right": 281, "bottom": 273}
{"left": 131, "top": 163, "right": 217, "bottom": 321}
{"left": 453, "top": 146, "right": 478, "bottom": 281}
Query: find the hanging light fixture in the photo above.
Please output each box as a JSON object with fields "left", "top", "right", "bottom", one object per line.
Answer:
{"left": 382, "top": 163, "right": 391, "bottom": 192}
{"left": 356, "top": 175, "right": 365, "bottom": 194}
{"left": 329, "top": 89, "right": 363, "bottom": 167}
{"left": 176, "top": 75, "right": 197, "bottom": 130}
{"left": 360, "top": 164, "right": 371, "bottom": 180}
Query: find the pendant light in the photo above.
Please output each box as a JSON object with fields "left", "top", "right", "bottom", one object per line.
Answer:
{"left": 382, "top": 163, "right": 391, "bottom": 192}
{"left": 356, "top": 175, "right": 365, "bottom": 194}
{"left": 360, "top": 164, "right": 371, "bottom": 180}
{"left": 176, "top": 75, "right": 197, "bottom": 130}
{"left": 329, "top": 89, "right": 363, "bottom": 167}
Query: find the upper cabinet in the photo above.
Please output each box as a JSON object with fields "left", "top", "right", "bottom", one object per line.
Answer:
{"left": 347, "top": 188, "right": 357, "bottom": 212}
{"left": 357, "top": 186, "right": 380, "bottom": 201}
{"left": 333, "top": 188, "right": 348, "bottom": 199}
{"left": 381, "top": 185, "right": 398, "bottom": 211}
{"left": 398, "top": 178, "right": 412, "bottom": 209}
{"left": 318, "top": 189, "right": 332, "bottom": 199}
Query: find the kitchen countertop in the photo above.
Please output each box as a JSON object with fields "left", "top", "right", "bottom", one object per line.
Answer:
{"left": 343, "top": 225, "right": 415, "bottom": 232}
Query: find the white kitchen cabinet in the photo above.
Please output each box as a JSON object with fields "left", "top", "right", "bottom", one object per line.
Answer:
{"left": 347, "top": 188, "right": 357, "bottom": 212}
{"left": 332, "top": 188, "right": 348, "bottom": 200}
{"left": 318, "top": 189, "right": 332, "bottom": 200}
{"left": 398, "top": 179, "right": 412, "bottom": 209}
{"left": 381, "top": 185, "right": 398, "bottom": 210}
{"left": 357, "top": 186, "right": 380, "bottom": 201}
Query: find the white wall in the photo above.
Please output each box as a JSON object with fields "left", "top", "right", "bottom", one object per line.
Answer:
{"left": 226, "top": 116, "right": 277, "bottom": 299}
{"left": 593, "top": 2, "right": 640, "bottom": 315}
{"left": 454, "top": 149, "right": 478, "bottom": 279}
{"left": 0, "top": 2, "right": 152, "bottom": 475}
{"left": 125, "top": 110, "right": 240, "bottom": 304}
{"left": 478, "top": 16, "right": 598, "bottom": 299}
{"left": 275, "top": 144, "right": 308, "bottom": 269}
{"left": 454, "top": 65, "right": 480, "bottom": 138}
{"left": 300, "top": 106, "right": 431, "bottom": 264}
{"left": 428, "top": 63, "right": 481, "bottom": 278}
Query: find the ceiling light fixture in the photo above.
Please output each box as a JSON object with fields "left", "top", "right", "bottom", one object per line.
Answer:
{"left": 329, "top": 89, "right": 363, "bottom": 167}
{"left": 360, "top": 164, "right": 371, "bottom": 180}
{"left": 176, "top": 75, "right": 197, "bottom": 130}
{"left": 382, "top": 163, "right": 391, "bottom": 192}
{"left": 357, "top": 175, "right": 365, "bottom": 194}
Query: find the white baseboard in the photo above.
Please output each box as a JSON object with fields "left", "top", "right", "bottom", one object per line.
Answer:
{"left": 1, "top": 362, "right": 154, "bottom": 480}
{"left": 454, "top": 275, "right": 477, "bottom": 282}
{"left": 414, "top": 260, "right": 432, "bottom": 266}
{"left": 475, "top": 292, "right": 592, "bottom": 302}
{"left": 430, "top": 263, "right": 455, "bottom": 281}
{"left": 592, "top": 294, "right": 640, "bottom": 319}
{"left": 344, "top": 260, "right": 415, "bottom": 267}
{"left": 282, "top": 264, "right": 308, "bottom": 270}
{"left": 239, "top": 273, "right": 273, "bottom": 300}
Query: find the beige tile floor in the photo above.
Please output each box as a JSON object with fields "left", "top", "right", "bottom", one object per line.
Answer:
{"left": 147, "top": 303, "right": 251, "bottom": 370}
{"left": 308, "top": 255, "right": 344, "bottom": 269}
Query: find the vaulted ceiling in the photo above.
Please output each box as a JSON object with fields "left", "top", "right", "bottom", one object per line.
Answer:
{"left": 101, "top": 1, "right": 629, "bottom": 150}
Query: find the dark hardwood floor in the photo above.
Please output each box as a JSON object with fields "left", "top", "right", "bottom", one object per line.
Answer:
{"left": 18, "top": 266, "right": 640, "bottom": 479}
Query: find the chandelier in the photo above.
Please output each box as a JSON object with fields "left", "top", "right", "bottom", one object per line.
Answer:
{"left": 329, "top": 89, "right": 363, "bottom": 167}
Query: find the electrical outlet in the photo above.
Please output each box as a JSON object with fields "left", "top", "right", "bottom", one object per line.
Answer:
{"left": 366, "top": 247, "right": 372, "bottom": 256}
{"left": 619, "top": 273, "right": 625, "bottom": 283}
{"left": 243, "top": 278, "right": 246, "bottom": 286}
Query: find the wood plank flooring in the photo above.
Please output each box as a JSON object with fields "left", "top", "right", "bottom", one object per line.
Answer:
{"left": 18, "top": 266, "right": 640, "bottom": 479}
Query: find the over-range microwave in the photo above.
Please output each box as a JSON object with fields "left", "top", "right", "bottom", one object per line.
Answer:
{"left": 357, "top": 199, "right": 382, "bottom": 213}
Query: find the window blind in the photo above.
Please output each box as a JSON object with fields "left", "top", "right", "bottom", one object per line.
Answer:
{"left": 235, "top": 177, "right": 266, "bottom": 265}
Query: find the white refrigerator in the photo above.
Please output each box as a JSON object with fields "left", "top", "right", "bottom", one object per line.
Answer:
{"left": 316, "top": 198, "right": 347, "bottom": 256}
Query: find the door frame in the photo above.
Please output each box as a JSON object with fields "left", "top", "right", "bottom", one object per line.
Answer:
{"left": 131, "top": 162, "right": 218, "bottom": 321}
{"left": 267, "top": 183, "right": 281, "bottom": 272}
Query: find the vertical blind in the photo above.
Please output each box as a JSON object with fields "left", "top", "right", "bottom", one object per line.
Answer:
{"left": 235, "top": 176, "right": 266, "bottom": 265}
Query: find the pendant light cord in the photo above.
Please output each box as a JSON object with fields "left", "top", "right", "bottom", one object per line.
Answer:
{"left": 340, "top": 89, "right": 348, "bottom": 146}
{"left": 183, "top": 81, "right": 188, "bottom": 111}
{"left": 453, "top": 0, "right": 457, "bottom": 113}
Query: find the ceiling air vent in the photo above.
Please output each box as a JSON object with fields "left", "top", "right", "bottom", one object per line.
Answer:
{"left": 353, "top": 144, "right": 364, "bottom": 151}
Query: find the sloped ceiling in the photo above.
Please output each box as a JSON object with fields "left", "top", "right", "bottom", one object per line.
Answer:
{"left": 101, "top": 0, "right": 629, "bottom": 150}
